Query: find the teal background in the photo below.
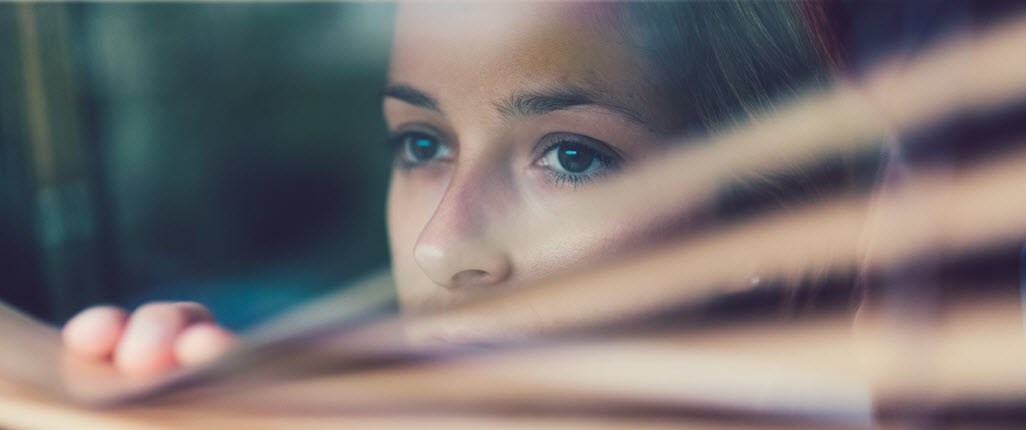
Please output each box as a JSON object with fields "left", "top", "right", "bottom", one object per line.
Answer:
{"left": 0, "top": 3, "right": 396, "bottom": 328}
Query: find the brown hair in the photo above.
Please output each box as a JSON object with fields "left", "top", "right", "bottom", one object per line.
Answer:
{"left": 618, "top": 1, "right": 837, "bottom": 136}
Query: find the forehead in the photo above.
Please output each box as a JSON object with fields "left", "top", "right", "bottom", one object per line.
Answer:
{"left": 389, "top": 3, "right": 656, "bottom": 118}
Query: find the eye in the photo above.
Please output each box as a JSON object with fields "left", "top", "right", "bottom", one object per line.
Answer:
{"left": 389, "top": 130, "right": 452, "bottom": 167}
{"left": 536, "top": 135, "right": 620, "bottom": 188}
{"left": 544, "top": 142, "right": 603, "bottom": 174}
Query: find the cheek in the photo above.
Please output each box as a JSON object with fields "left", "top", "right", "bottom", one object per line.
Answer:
{"left": 513, "top": 180, "right": 697, "bottom": 282}
{"left": 512, "top": 207, "right": 675, "bottom": 286}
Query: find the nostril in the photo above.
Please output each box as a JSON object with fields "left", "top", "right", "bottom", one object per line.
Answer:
{"left": 450, "top": 269, "right": 494, "bottom": 288}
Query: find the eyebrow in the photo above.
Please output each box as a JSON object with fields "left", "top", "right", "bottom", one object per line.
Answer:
{"left": 383, "top": 83, "right": 649, "bottom": 126}
{"left": 382, "top": 84, "right": 442, "bottom": 112}
{"left": 496, "top": 87, "right": 648, "bottom": 125}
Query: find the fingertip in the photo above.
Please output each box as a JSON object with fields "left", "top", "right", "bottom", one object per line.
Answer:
{"left": 113, "top": 303, "right": 186, "bottom": 377}
{"left": 175, "top": 323, "right": 236, "bottom": 367}
{"left": 62, "top": 306, "right": 128, "bottom": 360}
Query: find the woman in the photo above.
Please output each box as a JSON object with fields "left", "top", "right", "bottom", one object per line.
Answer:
{"left": 62, "top": 1, "right": 838, "bottom": 377}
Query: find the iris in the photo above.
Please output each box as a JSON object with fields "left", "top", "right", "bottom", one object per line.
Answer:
{"left": 556, "top": 144, "right": 596, "bottom": 173}
{"left": 408, "top": 135, "right": 439, "bottom": 161}
{"left": 537, "top": 135, "right": 620, "bottom": 189}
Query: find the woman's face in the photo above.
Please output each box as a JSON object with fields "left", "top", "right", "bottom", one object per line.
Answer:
{"left": 385, "top": 3, "right": 676, "bottom": 339}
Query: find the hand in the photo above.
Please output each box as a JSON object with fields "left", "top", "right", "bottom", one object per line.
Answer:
{"left": 61, "top": 302, "right": 236, "bottom": 377}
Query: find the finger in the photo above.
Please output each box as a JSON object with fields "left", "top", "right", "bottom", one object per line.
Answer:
{"left": 61, "top": 306, "right": 128, "bottom": 360}
{"left": 114, "top": 302, "right": 213, "bottom": 377}
{"left": 175, "top": 323, "right": 237, "bottom": 367}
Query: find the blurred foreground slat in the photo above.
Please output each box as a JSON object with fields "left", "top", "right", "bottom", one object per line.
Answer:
{"left": 0, "top": 377, "right": 853, "bottom": 430}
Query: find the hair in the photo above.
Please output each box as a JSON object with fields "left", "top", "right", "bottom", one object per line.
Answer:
{"left": 617, "top": 1, "right": 838, "bottom": 136}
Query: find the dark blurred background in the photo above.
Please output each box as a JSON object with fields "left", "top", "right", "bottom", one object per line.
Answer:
{"left": 0, "top": 3, "right": 394, "bottom": 328}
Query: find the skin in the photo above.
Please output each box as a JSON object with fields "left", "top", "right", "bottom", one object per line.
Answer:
{"left": 62, "top": 303, "right": 235, "bottom": 377}
{"left": 62, "top": 2, "right": 679, "bottom": 375}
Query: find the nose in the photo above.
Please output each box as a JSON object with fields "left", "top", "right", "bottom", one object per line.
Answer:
{"left": 413, "top": 163, "right": 513, "bottom": 290}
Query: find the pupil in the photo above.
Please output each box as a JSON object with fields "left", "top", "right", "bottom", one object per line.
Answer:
{"left": 408, "top": 135, "right": 438, "bottom": 160}
{"left": 557, "top": 144, "right": 594, "bottom": 173}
